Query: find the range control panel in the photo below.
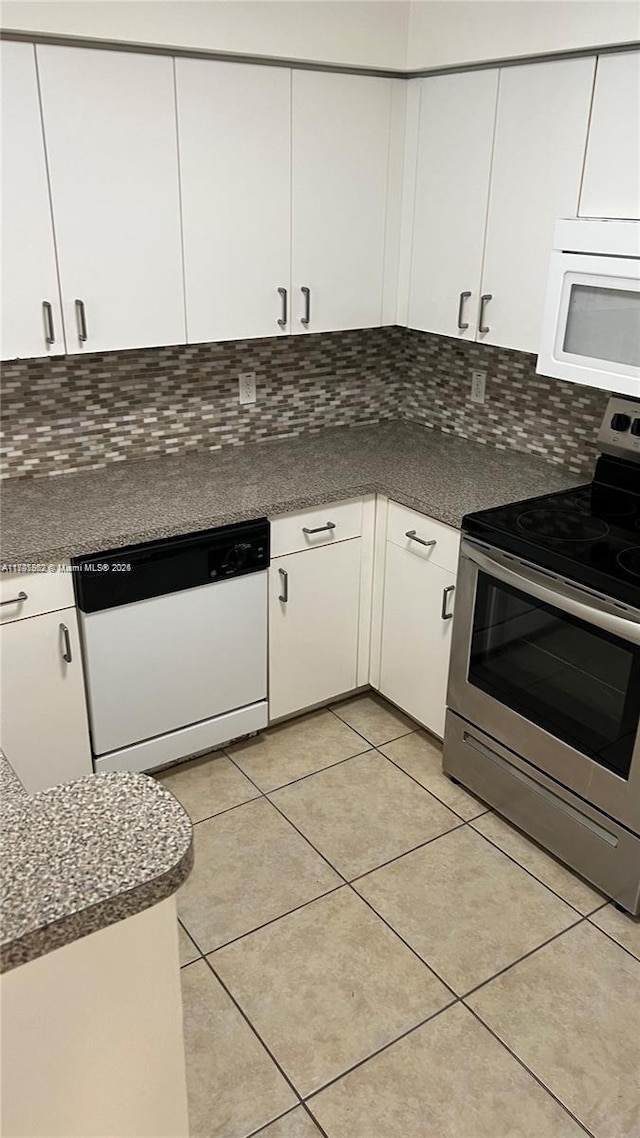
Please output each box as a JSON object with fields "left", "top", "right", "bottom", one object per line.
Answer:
{"left": 598, "top": 396, "right": 640, "bottom": 463}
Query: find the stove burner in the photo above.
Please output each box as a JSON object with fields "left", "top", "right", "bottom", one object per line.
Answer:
{"left": 616, "top": 547, "right": 640, "bottom": 579}
{"left": 516, "top": 509, "right": 610, "bottom": 544}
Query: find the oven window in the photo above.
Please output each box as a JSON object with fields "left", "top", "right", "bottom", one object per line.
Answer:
{"left": 563, "top": 283, "right": 640, "bottom": 367}
{"left": 469, "top": 572, "right": 639, "bottom": 779}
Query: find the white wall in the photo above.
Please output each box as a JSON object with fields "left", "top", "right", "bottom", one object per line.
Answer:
{"left": 406, "top": 1, "right": 640, "bottom": 71}
{"left": 0, "top": 0, "right": 411, "bottom": 70}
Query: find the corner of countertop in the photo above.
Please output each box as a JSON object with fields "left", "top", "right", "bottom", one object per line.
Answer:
{"left": 0, "top": 755, "right": 194, "bottom": 974}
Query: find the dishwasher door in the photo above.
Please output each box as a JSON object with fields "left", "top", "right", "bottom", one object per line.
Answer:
{"left": 80, "top": 572, "right": 267, "bottom": 756}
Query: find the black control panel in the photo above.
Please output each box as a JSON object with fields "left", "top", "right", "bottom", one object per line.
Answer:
{"left": 73, "top": 519, "right": 270, "bottom": 613}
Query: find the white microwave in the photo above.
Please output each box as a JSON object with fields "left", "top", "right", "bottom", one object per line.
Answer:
{"left": 537, "top": 219, "right": 640, "bottom": 398}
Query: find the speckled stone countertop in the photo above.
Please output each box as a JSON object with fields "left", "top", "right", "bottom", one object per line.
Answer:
{"left": 0, "top": 752, "right": 193, "bottom": 973}
{"left": 0, "top": 422, "right": 584, "bottom": 563}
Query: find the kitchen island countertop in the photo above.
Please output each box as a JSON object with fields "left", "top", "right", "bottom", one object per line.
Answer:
{"left": 0, "top": 752, "right": 193, "bottom": 973}
{"left": 0, "top": 422, "right": 584, "bottom": 563}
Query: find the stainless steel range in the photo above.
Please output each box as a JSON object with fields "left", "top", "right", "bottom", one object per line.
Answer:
{"left": 443, "top": 395, "right": 640, "bottom": 915}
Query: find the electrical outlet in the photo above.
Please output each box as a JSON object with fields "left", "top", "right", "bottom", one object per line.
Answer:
{"left": 238, "top": 372, "right": 257, "bottom": 405}
{"left": 471, "top": 370, "right": 487, "bottom": 404}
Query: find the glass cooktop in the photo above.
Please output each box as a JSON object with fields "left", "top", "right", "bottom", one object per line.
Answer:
{"left": 463, "top": 455, "right": 640, "bottom": 609}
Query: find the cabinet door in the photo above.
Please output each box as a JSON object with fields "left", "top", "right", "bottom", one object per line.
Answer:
{"left": 580, "top": 52, "right": 640, "bottom": 220}
{"left": 480, "top": 58, "right": 595, "bottom": 353}
{"left": 1, "top": 42, "right": 65, "bottom": 360}
{"left": 176, "top": 59, "right": 291, "bottom": 344}
{"left": 36, "top": 46, "right": 185, "bottom": 354}
{"left": 269, "top": 539, "right": 361, "bottom": 720}
{"left": 291, "top": 71, "right": 391, "bottom": 334}
{"left": 407, "top": 70, "right": 498, "bottom": 339}
{"left": 0, "top": 609, "right": 93, "bottom": 792}
{"left": 380, "top": 542, "right": 455, "bottom": 738}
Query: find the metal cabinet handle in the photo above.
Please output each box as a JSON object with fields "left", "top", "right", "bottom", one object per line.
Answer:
{"left": 42, "top": 301, "right": 55, "bottom": 345}
{"left": 0, "top": 591, "right": 28, "bottom": 607}
{"left": 301, "top": 286, "right": 311, "bottom": 327}
{"left": 277, "top": 287, "right": 287, "bottom": 328}
{"left": 478, "top": 293, "right": 492, "bottom": 334}
{"left": 302, "top": 522, "right": 336, "bottom": 535}
{"left": 457, "top": 291, "right": 471, "bottom": 331}
{"left": 60, "top": 622, "right": 72, "bottom": 663}
{"left": 75, "top": 298, "right": 88, "bottom": 342}
{"left": 441, "top": 584, "right": 455, "bottom": 620}
{"left": 278, "top": 567, "right": 289, "bottom": 603}
{"left": 405, "top": 530, "right": 436, "bottom": 549}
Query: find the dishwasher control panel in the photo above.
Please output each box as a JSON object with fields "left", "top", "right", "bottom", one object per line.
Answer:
{"left": 73, "top": 518, "right": 270, "bottom": 613}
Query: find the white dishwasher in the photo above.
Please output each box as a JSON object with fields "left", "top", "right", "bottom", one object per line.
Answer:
{"left": 73, "top": 519, "right": 269, "bottom": 774}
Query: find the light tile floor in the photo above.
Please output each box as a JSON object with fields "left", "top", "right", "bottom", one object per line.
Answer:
{"left": 158, "top": 692, "right": 640, "bottom": 1138}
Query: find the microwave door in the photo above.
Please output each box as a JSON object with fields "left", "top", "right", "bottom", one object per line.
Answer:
{"left": 537, "top": 251, "right": 640, "bottom": 397}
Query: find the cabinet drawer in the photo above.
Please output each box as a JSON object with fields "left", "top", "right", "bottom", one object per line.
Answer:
{"left": 0, "top": 565, "right": 74, "bottom": 624}
{"left": 386, "top": 502, "right": 460, "bottom": 573}
{"left": 270, "top": 498, "right": 363, "bottom": 558}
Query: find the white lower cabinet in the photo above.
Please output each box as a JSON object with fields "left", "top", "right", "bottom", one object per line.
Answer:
{"left": 269, "top": 538, "right": 363, "bottom": 721}
{"left": 374, "top": 502, "right": 459, "bottom": 739}
{"left": 0, "top": 607, "right": 93, "bottom": 792}
{"left": 379, "top": 542, "right": 455, "bottom": 738}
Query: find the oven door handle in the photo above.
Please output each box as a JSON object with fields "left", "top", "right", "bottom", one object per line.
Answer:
{"left": 463, "top": 542, "right": 640, "bottom": 645}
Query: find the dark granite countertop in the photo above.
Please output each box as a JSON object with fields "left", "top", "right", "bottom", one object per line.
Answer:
{"left": 0, "top": 422, "right": 583, "bottom": 563}
{"left": 0, "top": 752, "right": 193, "bottom": 973}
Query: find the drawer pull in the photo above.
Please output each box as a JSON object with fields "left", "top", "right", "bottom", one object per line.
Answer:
{"left": 278, "top": 567, "right": 289, "bottom": 603}
{"left": 441, "top": 584, "right": 455, "bottom": 620}
{"left": 405, "top": 530, "right": 436, "bottom": 549}
{"left": 1, "top": 591, "right": 28, "bottom": 607}
{"left": 302, "top": 522, "right": 336, "bottom": 535}
{"left": 60, "top": 622, "right": 72, "bottom": 664}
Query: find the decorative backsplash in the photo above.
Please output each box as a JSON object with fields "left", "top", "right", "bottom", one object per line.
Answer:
{"left": 1, "top": 327, "right": 608, "bottom": 480}
{"left": 404, "top": 331, "right": 609, "bottom": 478}
{"left": 0, "top": 328, "right": 403, "bottom": 480}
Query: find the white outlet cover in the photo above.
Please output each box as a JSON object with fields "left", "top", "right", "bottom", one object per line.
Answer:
{"left": 238, "top": 372, "right": 257, "bottom": 405}
{"left": 470, "top": 371, "right": 487, "bottom": 404}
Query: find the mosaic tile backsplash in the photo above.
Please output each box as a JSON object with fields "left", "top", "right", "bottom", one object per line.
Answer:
{"left": 1, "top": 327, "right": 608, "bottom": 480}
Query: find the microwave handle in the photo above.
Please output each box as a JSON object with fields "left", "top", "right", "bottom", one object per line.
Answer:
{"left": 463, "top": 542, "right": 640, "bottom": 645}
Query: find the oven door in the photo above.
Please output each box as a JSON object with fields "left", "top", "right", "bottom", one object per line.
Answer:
{"left": 448, "top": 539, "right": 640, "bottom": 833}
{"left": 537, "top": 251, "right": 640, "bottom": 397}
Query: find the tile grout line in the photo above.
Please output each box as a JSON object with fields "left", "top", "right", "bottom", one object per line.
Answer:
{"left": 461, "top": 915, "right": 588, "bottom": 1002}
{"left": 463, "top": 1004, "right": 597, "bottom": 1138}
{"left": 301, "top": 996, "right": 460, "bottom": 1106}
{"left": 199, "top": 951, "right": 309, "bottom": 1116}
{"left": 221, "top": 740, "right": 375, "bottom": 797}
{"left": 348, "top": 820, "right": 467, "bottom": 885}
{"left": 583, "top": 913, "right": 640, "bottom": 965}
{"left": 201, "top": 884, "right": 345, "bottom": 958}
{"left": 374, "top": 746, "right": 489, "bottom": 823}
{"left": 466, "top": 821, "right": 609, "bottom": 920}
{"left": 327, "top": 700, "right": 418, "bottom": 749}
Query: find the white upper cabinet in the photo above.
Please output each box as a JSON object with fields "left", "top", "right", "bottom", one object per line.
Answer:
{"left": 291, "top": 70, "right": 392, "bottom": 334}
{"left": 176, "top": 59, "right": 291, "bottom": 344}
{"left": 36, "top": 46, "right": 185, "bottom": 354}
{"left": 408, "top": 70, "right": 498, "bottom": 339}
{"left": 580, "top": 52, "right": 640, "bottom": 221}
{"left": 1, "top": 42, "right": 65, "bottom": 361}
{"left": 480, "top": 58, "right": 595, "bottom": 353}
